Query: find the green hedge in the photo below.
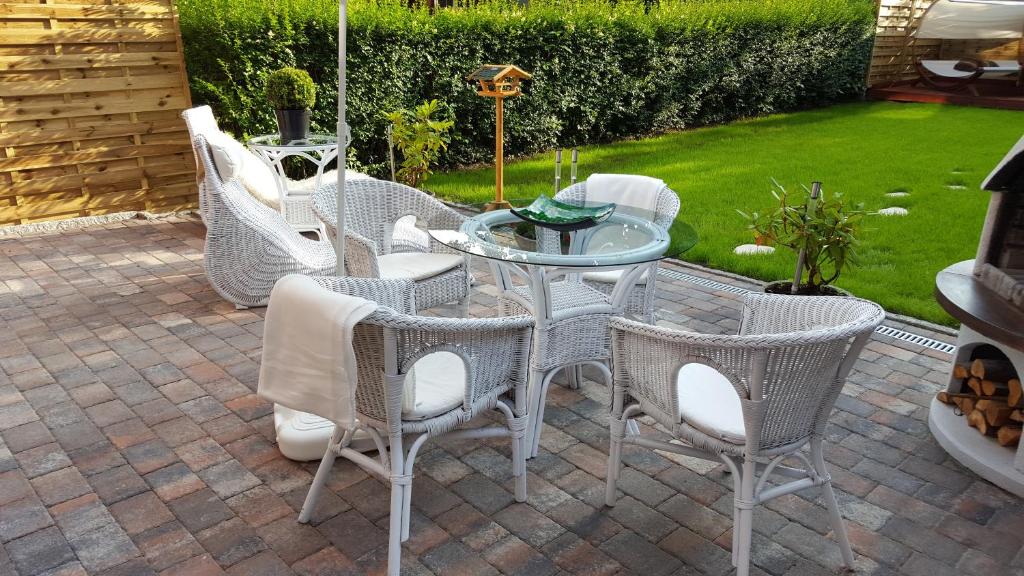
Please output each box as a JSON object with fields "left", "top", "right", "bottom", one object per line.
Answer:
{"left": 178, "top": 0, "right": 875, "bottom": 175}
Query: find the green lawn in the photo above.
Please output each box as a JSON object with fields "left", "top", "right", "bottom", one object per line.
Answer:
{"left": 429, "top": 101, "right": 1024, "bottom": 325}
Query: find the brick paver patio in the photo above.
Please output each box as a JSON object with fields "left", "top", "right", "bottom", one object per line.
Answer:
{"left": 1, "top": 214, "right": 1022, "bottom": 576}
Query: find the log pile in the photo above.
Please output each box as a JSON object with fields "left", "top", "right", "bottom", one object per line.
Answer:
{"left": 937, "top": 359, "right": 1022, "bottom": 447}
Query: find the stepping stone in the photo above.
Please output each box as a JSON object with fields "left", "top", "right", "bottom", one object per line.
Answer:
{"left": 885, "top": 192, "right": 910, "bottom": 198}
{"left": 733, "top": 244, "right": 775, "bottom": 255}
{"left": 878, "top": 207, "right": 908, "bottom": 216}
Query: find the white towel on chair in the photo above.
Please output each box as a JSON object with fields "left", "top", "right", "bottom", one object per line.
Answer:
{"left": 258, "top": 274, "right": 377, "bottom": 428}
{"left": 585, "top": 173, "right": 665, "bottom": 214}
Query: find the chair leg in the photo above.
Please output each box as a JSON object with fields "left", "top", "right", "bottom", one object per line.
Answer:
{"left": 528, "top": 369, "right": 559, "bottom": 458}
{"left": 513, "top": 429, "right": 527, "bottom": 501}
{"left": 456, "top": 293, "right": 471, "bottom": 317}
{"left": 734, "top": 459, "right": 756, "bottom": 576}
{"left": 729, "top": 461, "right": 743, "bottom": 567}
{"left": 605, "top": 417, "right": 626, "bottom": 507}
{"left": 813, "top": 439, "right": 855, "bottom": 568}
{"left": 498, "top": 401, "right": 528, "bottom": 502}
{"left": 298, "top": 427, "right": 343, "bottom": 523}
{"left": 387, "top": 479, "right": 404, "bottom": 576}
{"left": 568, "top": 365, "right": 581, "bottom": 390}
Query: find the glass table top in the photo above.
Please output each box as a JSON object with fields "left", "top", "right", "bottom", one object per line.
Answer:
{"left": 247, "top": 134, "right": 339, "bottom": 148}
{"left": 429, "top": 199, "right": 697, "bottom": 269}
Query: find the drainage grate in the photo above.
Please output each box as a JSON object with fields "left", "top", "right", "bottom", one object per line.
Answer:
{"left": 657, "top": 268, "right": 752, "bottom": 295}
{"left": 874, "top": 325, "right": 956, "bottom": 355}
{"left": 657, "top": 267, "right": 956, "bottom": 355}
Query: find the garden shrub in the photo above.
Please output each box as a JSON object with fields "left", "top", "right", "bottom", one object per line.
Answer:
{"left": 178, "top": 0, "right": 875, "bottom": 176}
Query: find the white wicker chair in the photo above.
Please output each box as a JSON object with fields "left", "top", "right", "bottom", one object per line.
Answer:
{"left": 497, "top": 279, "right": 620, "bottom": 457}
{"left": 182, "top": 105, "right": 356, "bottom": 235}
{"left": 194, "top": 135, "right": 336, "bottom": 308}
{"left": 295, "top": 277, "right": 534, "bottom": 576}
{"left": 605, "top": 293, "right": 885, "bottom": 576}
{"left": 312, "top": 180, "right": 471, "bottom": 312}
{"left": 539, "top": 181, "right": 681, "bottom": 323}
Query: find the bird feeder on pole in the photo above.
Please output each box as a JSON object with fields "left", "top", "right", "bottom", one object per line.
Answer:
{"left": 466, "top": 64, "right": 532, "bottom": 211}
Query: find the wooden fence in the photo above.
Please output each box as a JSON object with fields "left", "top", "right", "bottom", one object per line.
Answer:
{"left": 0, "top": 0, "right": 196, "bottom": 226}
{"left": 868, "top": 0, "right": 1021, "bottom": 88}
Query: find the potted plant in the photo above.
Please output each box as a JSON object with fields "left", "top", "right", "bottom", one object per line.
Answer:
{"left": 513, "top": 221, "right": 536, "bottom": 251}
{"left": 384, "top": 99, "right": 454, "bottom": 189}
{"left": 266, "top": 67, "right": 316, "bottom": 143}
{"left": 738, "top": 180, "right": 867, "bottom": 296}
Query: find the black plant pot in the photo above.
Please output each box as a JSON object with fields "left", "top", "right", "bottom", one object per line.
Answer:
{"left": 763, "top": 281, "right": 851, "bottom": 297}
{"left": 275, "top": 109, "right": 310, "bottom": 143}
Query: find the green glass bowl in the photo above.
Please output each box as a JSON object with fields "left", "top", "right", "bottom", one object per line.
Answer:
{"left": 510, "top": 195, "right": 616, "bottom": 232}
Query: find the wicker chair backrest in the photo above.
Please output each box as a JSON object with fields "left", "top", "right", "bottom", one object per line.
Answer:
{"left": 342, "top": 179, "right": 464, "bottom": 254}
{"left": 611, "top": 294, "right": 884, "bottom": 455}
{"left": 348, "top": 308, "right": 533, "bottom": 430}
{"left": 182, "top": 106, "right": 220, "bottom": 184}
{"left": 554, "top": 181, "right": 681, "bottom": 229}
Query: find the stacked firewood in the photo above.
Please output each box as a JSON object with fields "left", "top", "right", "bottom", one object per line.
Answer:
{"left": 936, "top": 359, "right": 1022, "bottom": 448}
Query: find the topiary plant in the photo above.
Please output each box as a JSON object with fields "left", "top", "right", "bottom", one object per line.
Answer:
{"left": 266, "top": 67, "right": 316, "bottom": 110}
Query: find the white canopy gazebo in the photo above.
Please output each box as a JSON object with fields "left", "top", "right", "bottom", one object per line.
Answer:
{"left": 909, "top": 0, "right": 1024, "bottom": 92}
{"left": 916, "top": 0, "right": 1024, "bottom": 40}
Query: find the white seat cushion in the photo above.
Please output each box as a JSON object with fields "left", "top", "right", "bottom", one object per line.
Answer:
{"left": 581, "top": 268, "right": 650, "bottom": 284}
{"left": 378, "top": 252, "right": 463, "bottom": 281}
{"left": 290, "top": 169, "right": 372, "bottom": 194}
{"left": 402, "top": 351, "right": 466, "bottom": 420}
{"left": 677, "top": 363, "right": 746, "bottom": 444}
{"left": 206, "top": 132, "right": 281, "bottom": 210}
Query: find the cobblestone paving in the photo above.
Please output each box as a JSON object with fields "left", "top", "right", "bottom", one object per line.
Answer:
{"left": 0, "top": 215, "right": 1021, "bottom": 576}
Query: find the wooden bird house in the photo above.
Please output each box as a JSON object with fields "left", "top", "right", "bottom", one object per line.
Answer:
{"left": 466, "top": 64, "right": 532, "bottom": 210}
{"left": 467, "top": 64, "right": 532, "bottom": 98}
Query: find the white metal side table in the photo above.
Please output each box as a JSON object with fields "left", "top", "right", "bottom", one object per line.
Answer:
{"left": 248, "top": 134, "right": 338, "bottom": 237}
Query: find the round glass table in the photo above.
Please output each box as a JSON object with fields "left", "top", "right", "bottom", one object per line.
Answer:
{"left": 429, "top": 200, "right": 698, "bottom": 457}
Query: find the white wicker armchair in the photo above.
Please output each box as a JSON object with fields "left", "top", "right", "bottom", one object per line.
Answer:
{"left": 538, "top": 181, "right": 680, "bottom": 323}
{"left": 194, "top": 135, "right": 336, "bottom": 308}
{"left": 295, "top": 278, "right": 534, "bottom": 576}
{"left": 605, "top": 293, "right": 885, "bottom": 576}
{"left": 312, "top": 179, "right": 471, "bottom": 312}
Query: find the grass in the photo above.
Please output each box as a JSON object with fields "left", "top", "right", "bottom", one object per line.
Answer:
{"left": 429, "top": 101, "right": 1024, "bottom": 325}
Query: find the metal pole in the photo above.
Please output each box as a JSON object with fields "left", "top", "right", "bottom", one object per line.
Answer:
{"left": 791, "top": 181, "right": 821, "bottom": 294}
{"left": 554, "top": 149, "right": 562, "bottom": 193}
{"left": 334, "top": 0, "right": 347, "bottom": 270}
{"left": 386, "top": 124, "right": 396, "bottom": 182}
{"left": 495, "top": 96, "right": 504, "bottom": 206}
{"left": 570, "top": 148, "right": 578, "bottom": 185}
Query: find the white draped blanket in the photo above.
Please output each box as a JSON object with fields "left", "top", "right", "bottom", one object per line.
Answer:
{"left": 258, "top": 275, "right": 377, "bottom": 428}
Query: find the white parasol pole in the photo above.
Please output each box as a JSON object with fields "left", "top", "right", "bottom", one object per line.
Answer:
{"left": 334, "top": 0, "right": 347, "bottom": 271}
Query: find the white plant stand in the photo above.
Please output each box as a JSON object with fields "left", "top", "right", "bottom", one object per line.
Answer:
{"left": 248, "top": 134, "right": 339, "bottom": 237}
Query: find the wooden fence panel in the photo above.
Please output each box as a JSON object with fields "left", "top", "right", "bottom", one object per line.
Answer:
{"left": 0, "top": 0, "right": 195, "bottom": 226}
{"left": 868, "top": 0, "right": 1021, "bottom": 88}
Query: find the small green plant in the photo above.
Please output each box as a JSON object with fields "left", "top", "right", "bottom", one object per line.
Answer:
{"left": 738, "top": 180, "right": 867, "bottom": 293}
{"left": 514, "top": 221, "right": 535, "bottom": 240}
{"left": 384, "top": 100, "right": 454, "bottom": 188}
{"left": 266, "top": 67, "right": 316, "bottom": 110}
